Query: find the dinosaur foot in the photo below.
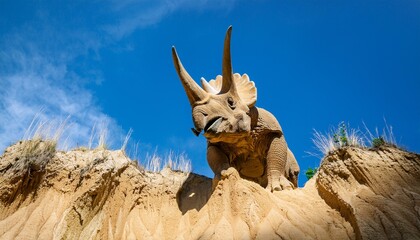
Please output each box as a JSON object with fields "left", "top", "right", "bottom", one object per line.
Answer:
{"left": 267, "top": 175, "right": 294, "bottom": 192}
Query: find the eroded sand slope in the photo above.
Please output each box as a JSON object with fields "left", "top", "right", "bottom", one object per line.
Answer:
{"left": 0, "top": 141, "right": 419, "bottom": 239}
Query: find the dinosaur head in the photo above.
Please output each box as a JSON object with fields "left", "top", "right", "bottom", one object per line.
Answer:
{"left": 172, "top": 26, "right": 257, "bottom": 143}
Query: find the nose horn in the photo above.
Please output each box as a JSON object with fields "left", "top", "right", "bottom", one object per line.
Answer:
{"left": 172, "top": 47, "right": 208, "bottom": 105}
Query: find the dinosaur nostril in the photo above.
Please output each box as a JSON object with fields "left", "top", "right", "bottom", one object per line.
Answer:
{"left": 234, "top": 113, "right": 243, "bottom": 120}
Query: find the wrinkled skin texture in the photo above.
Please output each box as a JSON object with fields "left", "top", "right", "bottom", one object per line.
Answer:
{"left": 204, "top": 106, "right": 299, "bottom": 191}
{"left": 172, "top": 27, "right": 299, "bottom": 191}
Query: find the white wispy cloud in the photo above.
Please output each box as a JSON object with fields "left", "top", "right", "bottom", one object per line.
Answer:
{"left": 104, "top": 0, "right": 238, "bottom": 39}
{"left": 0, "top": 0, "right": 237, "bottom": 152}
{"left": 0, "top": 19, "right": 122, "bottom": 151}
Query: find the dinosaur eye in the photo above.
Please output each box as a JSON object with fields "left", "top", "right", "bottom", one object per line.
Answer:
{"left": 227, "top": 97, "right": 236, "bottom": 109}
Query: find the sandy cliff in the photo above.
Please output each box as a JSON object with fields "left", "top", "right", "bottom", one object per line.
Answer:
{"left": 0, "top": 140, "right": 419, "bottom": 239}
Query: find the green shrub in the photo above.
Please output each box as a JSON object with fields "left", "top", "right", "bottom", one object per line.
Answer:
{"left": 305, "top": 167, "right": 318, "bottom": 180}
{"left": 363, "top": 120, "right": 398, "bottom": 149}
{"left": 372, "top": 137, "right": 386, "bottom": 148}
{"left": 333, "top": 122, "right": 350, "bottom": 147}
{"left": 310, "top": 122, "right": 365, "bottom": 157}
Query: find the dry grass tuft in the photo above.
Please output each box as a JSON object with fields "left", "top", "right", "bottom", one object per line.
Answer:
{"left": 84, "top": 122, "right": 111, "bottom": 150}
{"left": 14, "top": 114, "right": 193, "bottom": 176}
{"left": 140, "top": 150, "right": 192, "bottom": 174}
{"left": 310, "top": 129, "right": 337, "bottom": 157}
{"left": 12, "top": 112, "right": 65, "bottom": 179}
{"left": 97, "top": 127, "right": 108, "bottom": 149}
{"left": 121, "top": 128, "right": 133, "bottom": 153}
{"left": 308, "top": 122, "right": 366, "bottom": 158}
{"left": 17, "top": 139, "right": 56, "bottom": 174}
{"left": 23, "top": 112, "right": 69, "bottom": 144}
{"left": 309, "top": 120, "right": 399, "bottom": 158}
{"left": 363, "top": 120, "right": 397, "bottom": 148}
{"left": 165, "top": 151, "right": 192, "bottom": 173}
{"left": 144, "top": 152, "right": 162, "bottom": 173}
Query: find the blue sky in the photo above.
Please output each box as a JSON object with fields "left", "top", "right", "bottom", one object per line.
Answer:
{"left": 1, "top": 0, "right": 419, "bottom": 186}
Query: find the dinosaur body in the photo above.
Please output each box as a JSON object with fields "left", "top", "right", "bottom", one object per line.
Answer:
{"left": 206, "top": 107, "right": 298, "bottom": 190}
{"left": 172, "top": 27, "right": 299, "bottom": 191}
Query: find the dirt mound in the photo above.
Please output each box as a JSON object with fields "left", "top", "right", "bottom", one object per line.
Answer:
{"left": 0, "top": 140, "right": 419, "bottom": 239}
{"left": 317, "top": 147, "right": 420, "bottom": 239}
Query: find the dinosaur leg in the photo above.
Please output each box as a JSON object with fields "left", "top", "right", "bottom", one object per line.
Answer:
{"left": 207, "top": 145, "right": 230, "bottom": 190}
{"left": 286, "top": 148, "right": 300, "bottom": 188}
{"left": 266, "top": 136, "right": 294, "bottom": 191}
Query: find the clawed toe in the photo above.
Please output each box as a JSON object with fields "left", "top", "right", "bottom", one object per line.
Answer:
{"left": 279, "top": 176, "right": 294, "bottom": 190}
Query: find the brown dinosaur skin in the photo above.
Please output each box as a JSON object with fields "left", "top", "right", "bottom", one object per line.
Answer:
{"left": 172, "top": 26, "right": 299, "bottom": 191}
{"left": 206, "top": 107, "right": 299, "bottom": 190}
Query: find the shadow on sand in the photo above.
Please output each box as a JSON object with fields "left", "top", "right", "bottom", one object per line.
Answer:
{"left": 176, "top": 173, "right": 213, "bottom": 214}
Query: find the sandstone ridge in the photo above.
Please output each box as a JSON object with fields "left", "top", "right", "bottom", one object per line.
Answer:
{"left": 0, "top": 140, "right": 419, "bottom": 239}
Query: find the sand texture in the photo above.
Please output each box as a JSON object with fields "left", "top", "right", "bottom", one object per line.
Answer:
{"left": 0, "top": 140, "right": 419, "bottom": 239}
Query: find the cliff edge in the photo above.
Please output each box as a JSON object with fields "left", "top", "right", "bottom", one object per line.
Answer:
{"left": 0, "top": 140, "right": 419, "bottom": 239}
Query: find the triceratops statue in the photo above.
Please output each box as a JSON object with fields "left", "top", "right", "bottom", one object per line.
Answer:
{"left": 172, "top": 26, "right": 299, "bottom": 191}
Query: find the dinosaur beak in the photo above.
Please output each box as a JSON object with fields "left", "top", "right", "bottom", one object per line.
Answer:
{"left": 191, "top": 127, "right": 201, "bottom": 136}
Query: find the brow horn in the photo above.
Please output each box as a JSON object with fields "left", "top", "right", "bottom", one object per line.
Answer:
{"left": 172, "top": 47, "right": 208, "bottom": 105}
{"left": 220, "top": 26, "right": 237, "bottom": 94}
